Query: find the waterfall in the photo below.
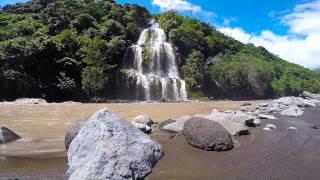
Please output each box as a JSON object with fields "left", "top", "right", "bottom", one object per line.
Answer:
{"left": 122, "top": 21, "right": 188, "bottom": 101}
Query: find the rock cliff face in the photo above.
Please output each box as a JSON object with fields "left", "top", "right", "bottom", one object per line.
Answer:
{"left": 67, "top": 108, "right": 164, "bottom": 180}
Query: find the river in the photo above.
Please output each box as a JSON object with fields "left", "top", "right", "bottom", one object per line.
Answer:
{"left": 0, "top": 100, "right": 265, "bottom": 179}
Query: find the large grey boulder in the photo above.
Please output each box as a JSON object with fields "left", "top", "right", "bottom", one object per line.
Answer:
{"left": 161, "top": 115, "right": 192, "bottom": 133}
{"left": 131, "top": 115, "right": 154, "bottom": 126}
{"left": 182, "top": 117, "right": 233, "bottom": 151}
{"left": 300, "top": 91, "right": 320, "bottom": 100}
{"left": 0, "top": 127, "right": 21, "bottom": 144}
{"left": 281, "top": 106, "right": 304, "bottom": 117}
{"left": 67, "top": 108, "right": 164, "bottom": 180}
{"left": 65, "top": 117, "right": 88, "bottom": 150}
{"left": 206, "top": 110, "right": 250, "bottom": 135}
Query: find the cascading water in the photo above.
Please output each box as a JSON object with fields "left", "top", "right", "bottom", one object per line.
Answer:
{"left": 122, "top": 21, "right": 188, "bottom": 101}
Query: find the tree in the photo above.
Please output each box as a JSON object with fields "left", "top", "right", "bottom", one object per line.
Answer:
{"left": 81, "top": 66, "right": 106, "bottom": 97}
{"left": 182, "top": 50, "right": 205, "bottom": 87}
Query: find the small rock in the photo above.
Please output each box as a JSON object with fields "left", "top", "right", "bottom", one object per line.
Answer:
{"left": 0, "top": 127, "right": 21, "bottom": 144}
{"left": 240, "top": 103, "right": 252, "bottom": 106}
{"left": 132, "top": 122, "right": 152, "bottom": 134}
{"left": 258, "top": 114, "right": 278, "bottom": 120}
{"left": 65, "top": 117, "right": 88, "bottom": 150}
{"left": 287, "top": 127, "right": 297, "bottom": 130}
{"left": 182, "top": 117, "right": 233, "bottom": 151}
{"left": 247, "top": 118, "right": 261, "bottom": 127}
{"left": 132, "top": 115, "right": 154, "bottom": 126}
{"left": 281, "top": 106, "right": 304, "bottom": 117}
{"left": 263, "top": 124, "right": 277, "bottom": 131}
{"left": 259, "top": 102, "right": 269, "bottom": 107}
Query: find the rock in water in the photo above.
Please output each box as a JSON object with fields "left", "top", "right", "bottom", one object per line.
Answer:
{"left": 0, "top": 127, "right": 21, "bottom": 144}
{"left": 182, "top": 117, "right": 233, "bottom": 151}
{"left": 263, "top": 124, "right": 277, "bottom": 131}
{"left": 67, "top": 108, "right": 164, "bottom": 180}
{"left": 132, "top": 115, "right": 154, "bottom": 126}
{"left": 64, "top": 117, "right": 88, "bottom": 150}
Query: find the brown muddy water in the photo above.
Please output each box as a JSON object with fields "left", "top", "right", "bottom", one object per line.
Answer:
{"left": 2, "top": 100, "right": 320, "bottom": 179}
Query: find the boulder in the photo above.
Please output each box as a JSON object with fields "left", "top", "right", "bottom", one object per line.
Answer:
{"left": 132, "top": 122, "right": 151, "bottom": 134}
{"left": 0, "top": 127, "right": 21, "bottom": 144}
{"left": 300, "top": 91, "right": 320, "bottom": 100}
{"left": 132, "top": 115, "right": 154, "bottom": 126}
{"left": 206, "top": 111, "right": 250, "bottom": 135}
{"left": 161, "top": 115, "right": 192, "bottom": 133}
{"left": 67, "top": 108, "right": 164, "bottom": 180}
{"left": 263, "top": 124, "right": 277, "bottom": 131}
{"left": 281, "top": 106, "right": 304, "bottom": 117}
{"left": 64, "top": 117, "right": 88, "bottom": 150}
{"left": 258, "top": 114, "right": 278, "bottom": 120}
{"left": 182, "top": 117, "right": 233, "bottom": 151}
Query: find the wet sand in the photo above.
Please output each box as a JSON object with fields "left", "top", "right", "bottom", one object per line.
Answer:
{"left": 1, "top": 101, "right": 320, "bottom": 179}
{"left": 148, "top": 108, "right": 320, "bottom": 180}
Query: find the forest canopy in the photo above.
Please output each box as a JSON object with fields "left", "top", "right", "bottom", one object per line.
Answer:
{"left": 1, "top": 0, "right": 320, "bottom": 101}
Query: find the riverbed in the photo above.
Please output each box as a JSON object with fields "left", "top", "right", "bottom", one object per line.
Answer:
{"left": 3, "top": 100, "right": 320, "bottom": 179}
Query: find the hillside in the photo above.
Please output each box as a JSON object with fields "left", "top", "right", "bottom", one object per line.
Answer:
{"left": 1, "top": 0, "right": 320, "bottom": 101}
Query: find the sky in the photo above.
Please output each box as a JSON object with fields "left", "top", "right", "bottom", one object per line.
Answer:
{"left": 1, "top": 0, "right": 320, "bottom": 69}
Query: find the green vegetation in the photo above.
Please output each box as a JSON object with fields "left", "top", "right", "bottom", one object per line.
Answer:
{"left": 0, "top": 0, "right": 150, "bottom": 101}
{"left": 156, "top": 11, "right": 320, "bottom": 98}
{"left": 1, "top": 1, "right": 319, "bottom": 101}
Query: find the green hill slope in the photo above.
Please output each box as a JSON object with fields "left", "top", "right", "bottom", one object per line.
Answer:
{"left": 0, "top": 0, "right": 319, "bottom": 101}
{"left": 156, "top": 12, "right": 320, "bottom": 99}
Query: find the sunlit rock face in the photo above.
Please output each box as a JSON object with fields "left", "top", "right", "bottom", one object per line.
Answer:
{"left": 121, "top": 20, "right": 187, "bottom": 101}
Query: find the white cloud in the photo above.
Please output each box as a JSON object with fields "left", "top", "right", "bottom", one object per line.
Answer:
{"left": 152, "top": 0, "right": 214, "bottom": 19}
{"left": 219, "top": 0, "right": 320, "bottom": 69}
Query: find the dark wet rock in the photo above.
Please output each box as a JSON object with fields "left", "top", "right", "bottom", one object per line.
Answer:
{"left": 160, "top": 98, "right": 167, "bottom": 103}
{"left": 246, "top": 118, "right": 261, "bottom": 127}
{"left": 0, "top": 127, "right": 21, "bottom": 144}
{"left": 67, "top": 108, "right": 164, "bottom": 180}
{"left": 241, "top": 103, "right": 252, "bottom": 106}
{"left": 132, "top": 115, "right": 154, "bottom": 126}
{"left": 64, "top": 117, "right": 88, "bottom": 150}
{"left": 182, "top": 117, "right": 233, "bottom": 151}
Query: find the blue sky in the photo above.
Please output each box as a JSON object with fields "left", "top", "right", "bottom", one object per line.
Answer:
{"left": 1, "top": 0, "right": 320, "bottom": 68}
{"left": 118, "top": 0, "right": 302, "bottom": 35}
